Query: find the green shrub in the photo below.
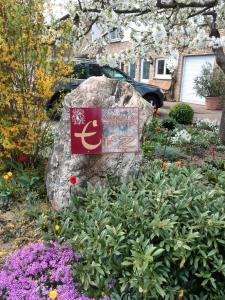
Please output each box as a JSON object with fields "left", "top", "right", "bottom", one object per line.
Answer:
{"left": 188, "top": 127, "right": 219, "bottom": 148}
{"left": 194, "top": 63, "right": 225, "bottom": 97}
{"left": 169, "top": 103, "right": 194, "bottom": 124}
{"left": 217, "top": 145, "right": 225, "bottom": 153}
{"left": 142, "top": 141, "right": 154, "bottom": 159}
{"left": 161, "top": 116, "right": 177, "bottom": 131}
{"left": 154, "top": 145, "right": 186, "bottom": 161}
{"left": 0, "top": 160, "right": 44, "bottom": 211}
{"left": 42, "top": 162, "right": 225, "bottom": 299}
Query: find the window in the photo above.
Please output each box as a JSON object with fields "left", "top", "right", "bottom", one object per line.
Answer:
{"left": 109, "top": 28, "right": 120, "bottom": 42}
{"left": 88, "top": 64, "right": 102, "bottom": 77}
{"left": 101, "top": 66, "right": 127, "bottom": 80}
{"left": 128, "top": 63, "right": 136, "bottom": 79}
{"left": 141, "top": 60, "right": 150, "bottom": 83}
{"left": 155, "top": 58, "right": 171, "bottom": 79}
{"left": 73, "top": 64, "right": 88, "bottom": 79}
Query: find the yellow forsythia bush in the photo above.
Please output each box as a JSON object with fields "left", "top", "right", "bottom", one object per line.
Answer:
{"left": 0, "top": 0, "right": 73, "bottom": 162}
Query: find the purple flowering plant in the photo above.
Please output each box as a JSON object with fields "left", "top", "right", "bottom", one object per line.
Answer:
{"left": 0, "top": 241, "right": 100, "bottom": 300}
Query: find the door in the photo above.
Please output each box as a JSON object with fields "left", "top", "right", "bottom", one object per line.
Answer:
{"left": 180, "top": 55, "right": 215, "bottom": 105}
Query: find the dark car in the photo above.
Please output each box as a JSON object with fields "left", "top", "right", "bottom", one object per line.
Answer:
{"left": 47, "top": 60, "right": 164, "bottom": 120}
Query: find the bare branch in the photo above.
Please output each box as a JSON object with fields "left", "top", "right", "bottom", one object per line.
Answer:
{"left": 187, "top": 5, "right": 215, "bottom": 18}
{"left": 156, "top": 0, "right": 218, "bottom": 9}
{"left": 78, "top": 0, "right": 82, "bottom": 10}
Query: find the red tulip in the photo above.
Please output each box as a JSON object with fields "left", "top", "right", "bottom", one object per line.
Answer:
{"left": 69, "top": 176, "right": 77, "bottom": 184}
{"left": 19, "top": 156, "right": 26, "bottom": 162}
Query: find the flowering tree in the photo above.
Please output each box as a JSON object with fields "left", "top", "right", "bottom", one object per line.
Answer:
{"left": 63, "top": 0, "right": 225, "bottom": 143}
{"left": 0, "top": 0, "right": 73, "bottom": 163}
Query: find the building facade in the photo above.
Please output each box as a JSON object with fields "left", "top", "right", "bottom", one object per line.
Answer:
{"left": 89, "top": 26, "right": 225, "bottom": 106}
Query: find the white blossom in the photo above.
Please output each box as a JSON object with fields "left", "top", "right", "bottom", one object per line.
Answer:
{"left": 55, "top": 0, "right": 225, "bottom": 70}
{"left": 171, "top": 129, "right": 192, "bottom": 144}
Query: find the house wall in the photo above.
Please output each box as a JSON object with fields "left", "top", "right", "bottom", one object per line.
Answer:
{"left": 149, "top": 53, "right": 172, "bottom": 91}
{"left": 86, "top": 26, "right": 225, "bottom": 104}
{"left": 175, "top": 28, "right": 225, "bottom": 101}
{"left": 104, "top": 42, "right": 172, "bottom": 90}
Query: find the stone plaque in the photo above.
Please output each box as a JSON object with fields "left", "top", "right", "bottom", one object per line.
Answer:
{"left": 70, "top": 107, "right": 139, "bottom": 154}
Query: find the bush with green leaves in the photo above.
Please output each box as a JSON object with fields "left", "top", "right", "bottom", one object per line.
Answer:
{"left": 154, "top": 145, "right": 186, "bottom": 161}
{"left": 42, "top": 162, "right": 225, "bottom": 300}
{"left": 188, "top": 127, "right": 219, "bottom": 149}
{"left": 161, "top": 116, "right": 177, "bottom": 131}
{"left": 194, "top": 63, "right": 225, "bottom": 97}
{"left": 0, "top": 159, "right": 44, "bottom": 211}
{"left": 194, "top": 119, "right": 219, "bottom": 132}
{"left": 169, "top": 103, "right": 194, "bottom": 125}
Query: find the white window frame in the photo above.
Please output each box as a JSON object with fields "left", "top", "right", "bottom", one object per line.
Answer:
{"left": 141, "top": 59, "right": 150, "bottom": 83}
{"left": 128, "top": 63, "right": 136, "bottom": 79}
{"left": 109, "top": 28, "right": 121, "bottom": 43}
{"left": 155, "top": 58, "right": 171, "bottom": 79}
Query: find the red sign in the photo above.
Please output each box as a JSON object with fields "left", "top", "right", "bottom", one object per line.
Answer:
{"left": 70, "top": 107, "right": 139, "bottom": 154}
{"left": 70, "top": 108, "right": 102, "bottom": 154}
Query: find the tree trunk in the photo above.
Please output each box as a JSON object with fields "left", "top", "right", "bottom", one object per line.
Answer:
{"left": 219, "top": 103, "right": 225, "bottom": 144}
{"left": 213, "top": 46, "right": 225, "bottom": 145}
{"left": 168, "top": 69, "right": 177, "bottom": 101}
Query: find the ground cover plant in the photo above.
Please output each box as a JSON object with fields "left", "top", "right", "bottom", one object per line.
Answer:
{"left": 40, "top": 161, "right": 225, "bottom": 300}
{"left": 0, "top": 241, "right": 100, "bottom": 300}
{"left": 142, "top": 115, "right": 225, "bottom": 163}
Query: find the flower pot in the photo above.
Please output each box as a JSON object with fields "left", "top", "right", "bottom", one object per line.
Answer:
{"left": 205, "top": 96, "right": 224, "bottom": 110}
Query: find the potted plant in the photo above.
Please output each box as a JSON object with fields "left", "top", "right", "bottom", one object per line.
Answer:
{"left": 194, "top": 63, "right": 225, "bottom": 110}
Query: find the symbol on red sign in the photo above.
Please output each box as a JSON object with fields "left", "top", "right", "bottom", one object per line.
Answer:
{"left": 70, "top": 108, "right": 102, "bottom": 154}
{"left": 74, "top": 120, "right": 102, "bottom": 150}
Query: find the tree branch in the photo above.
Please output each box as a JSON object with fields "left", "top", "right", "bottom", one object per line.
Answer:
{"left": 187, "top": 5, "right": 215, "bottom": 19}
{"left": 156, "top": 0, "right": 218, "bottom": 9}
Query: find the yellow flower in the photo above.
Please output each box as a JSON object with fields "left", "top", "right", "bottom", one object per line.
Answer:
{"left": 7, "top": 223, "right": 15, "bottom": 230}
{"left": 55, "top": 224, "right": 60, "bottom": 232}
{"left": 49, "top": 289, "right": 57, "bottom": 299}
{"left": 175, "top": 161, "right": 182, "bottom": 167}
{"left": 162, "top": 161, "right": 168, "bottom": 168}
{"left": 7, "top": 171, "right": 13, "bottom": 177}
{"left": 178, "top": 289, "right": 184, "bottom": 298}
{"left": 3, "top": 174, "right": 9, "bottom": 180}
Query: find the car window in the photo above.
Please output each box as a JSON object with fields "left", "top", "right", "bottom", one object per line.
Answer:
{"left": 73, "top": 64, "right": 88, "bottom": 79}
{"left": 89, "top": 64, "right": 102, "bottom": 76}
{"left": 101, "top": 66, "right": 127, "bottom": 80}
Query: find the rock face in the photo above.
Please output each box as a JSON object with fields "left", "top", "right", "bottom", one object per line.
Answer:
{"left": 46, "top": 76, "right": 152, "bottom": 210}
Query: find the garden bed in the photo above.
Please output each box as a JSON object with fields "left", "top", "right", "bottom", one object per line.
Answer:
{"left": 1, "top": 115, "right": 225, "bottom": 299}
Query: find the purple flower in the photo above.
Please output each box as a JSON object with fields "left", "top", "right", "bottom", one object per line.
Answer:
{"left": 102, "top": 296, "right": 110, "bottom": 300}
{"left": 0, "top": 241, "right": 93, "bottom": 300}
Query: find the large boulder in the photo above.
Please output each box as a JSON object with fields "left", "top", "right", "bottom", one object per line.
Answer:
{"left": 46, "top": 76, "right": 152, "bottom": 210}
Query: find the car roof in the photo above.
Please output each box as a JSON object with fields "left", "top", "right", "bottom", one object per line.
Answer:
{"left": 72, "top": 58, "right": 97, "bottom": 65}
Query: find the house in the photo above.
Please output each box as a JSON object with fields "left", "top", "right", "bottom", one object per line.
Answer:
{"left": 89, "top": 25, "right": 225, "bottom": 106}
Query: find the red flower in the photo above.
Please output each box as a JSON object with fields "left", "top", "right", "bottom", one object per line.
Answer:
{"left": 69, "top": 176, "right": 77, "bottom": 184}
{"left": 155, "top": 126, "right": 161, "bottom": 132}
{"left": 19, "top": 156, "right": 26, "bottom": 162}
{"left": 209, "top": 145, "right": 216, "bottom": 153}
